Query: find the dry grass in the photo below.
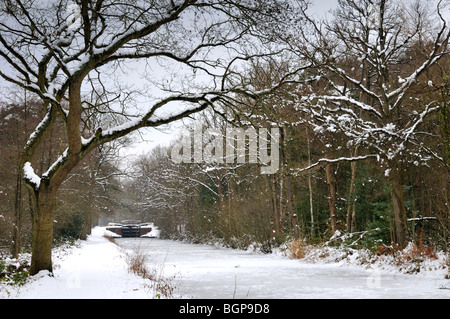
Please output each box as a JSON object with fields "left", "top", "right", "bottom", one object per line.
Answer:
{"left": 103, "top": 235, "right": 116, "bottom": 244}
{"left": 288, "top": 238, "right": 447, "bottom": 277}
{"left": 375, "top": 241, "right": 438, "bottom": 263}
{"left": 125, "top": 248, "right": 177, "bottom": 298}
{"left": 371, "top": 240, "right": 445, "bottom": 274}
{"left": 104, "top": 235, "right": 177, "bottom": 298}
{"left": 288, "top": 238, "right": 308, "bottom": 259}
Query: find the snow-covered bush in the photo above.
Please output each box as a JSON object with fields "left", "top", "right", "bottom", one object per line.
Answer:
{"left": 0, "top": 258, "right": 30, "bottom": 288}
{"left": 291, "top": 239, "right": 448, "bottom": 277}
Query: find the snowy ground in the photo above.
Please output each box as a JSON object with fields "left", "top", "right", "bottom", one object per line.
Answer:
{"left": 1, "top": 227, "right": 449, "bottom": 299}
{"left": 1, "top": 227, "right": 153, "bottom": 299}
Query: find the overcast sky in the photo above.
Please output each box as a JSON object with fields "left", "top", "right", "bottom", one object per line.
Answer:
{"left": 0, "top": 1, "right": 342, "bottom": 166}
{"left": 312, "top": 0, "right": 339, "bottom": 16}
{"left": 120, "top": 0, "right": 342, "bottom": 161}
{"left": 1, "top": 0, "right": 448, "bottom": 163}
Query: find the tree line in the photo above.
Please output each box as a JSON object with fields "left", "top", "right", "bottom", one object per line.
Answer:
{"left": 0, "top": 0, "right": 448, "bottom": 275}
{"left": 126, "top": 0, "right": 450, "bottom": 252}
{"left": 0, "top": 91, "right": 124, "bottom": 258}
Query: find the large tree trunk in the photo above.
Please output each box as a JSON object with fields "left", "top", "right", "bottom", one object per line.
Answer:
{"left": 28, "top": 149, "right": 79, "bottom": 275}
{"left": 390, "top": 169, "right": 409, "bottom": 249}
{"left": 29, "top": 184, "right": 57, "bottom": 275}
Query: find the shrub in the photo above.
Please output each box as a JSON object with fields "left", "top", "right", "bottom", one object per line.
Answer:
{"left": 125, "top": 248, "right": 177, "bottom": 298}
{"left": 0, "top": 259, "right": 30, "bottom": 287}
{"left": 288, "top": 238, "right": 307, "bottom": 259}
{"left": 54, "top": 211, "right": 85, "bottom": 241}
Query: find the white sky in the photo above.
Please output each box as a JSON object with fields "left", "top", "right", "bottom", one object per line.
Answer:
{"left": 119, "top": 0, "right": 342, "bottom": 162}
{"left": 125, "top": 0, "right": 449, "bottom": 162}
{"left": 1, "top": 0, "right": 448, "bottom": 164}
{"left": 312, "top": 0, "right": 339, "bottom": 16}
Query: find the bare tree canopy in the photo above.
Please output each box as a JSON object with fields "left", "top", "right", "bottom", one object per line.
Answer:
{"left": 291, "top": 0, "right": 449, "bottom": 247}
{"left": 0, "top": 0, "right": 304, "bottom": 274}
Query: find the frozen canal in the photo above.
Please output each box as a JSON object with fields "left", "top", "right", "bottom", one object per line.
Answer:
{"left": 116, "top": 238, "right": 449, "bottom": 299}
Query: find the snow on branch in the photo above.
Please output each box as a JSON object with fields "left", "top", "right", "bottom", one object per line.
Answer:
{"left": 407, "top": 217, "right": 438, "bottom": 222}
{"left": 290, "top": 154, "right": 378, "bottom": 176}
{"left": 23, "top": 162, "right": 41, "bottom": 190}
{"left": 25, "top": 109, "right": 52, "bottom": 148}
{"left": 388, "top": 54, "right": 444, "bottom": 109}
{"left": 183, "top": 176, "right": 220, "bottom": 197}
{"left": 403, "top": 102, "right": 440, "bottom": 143}
{"left": 325, "top": 66, "right": 384, "bottom": 108}
{"left": 80, "top": 94, "right": 218, "bottom": 157}
{"left": 42, "top": 148, "right": 69, "bottom": 179}
{"left": 319, "top": 95, "right": 383, "bottom": 119}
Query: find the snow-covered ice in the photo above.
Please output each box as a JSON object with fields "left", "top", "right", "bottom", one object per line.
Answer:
{"left": 117, "top": 238, "right": 449, "bottom": 299}
{"left": 1, "top": 227, "right": 449, "bottom": 299}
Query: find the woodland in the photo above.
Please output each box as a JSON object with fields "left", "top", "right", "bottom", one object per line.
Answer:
{"left": 0, "top": 0, "right": 448, "bottom": 276}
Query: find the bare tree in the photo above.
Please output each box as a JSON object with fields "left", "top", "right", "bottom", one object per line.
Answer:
{"left": 292, "top": 0, "right": 449, "bottom": 247}
{"left": 0, "top": 0, "right": 301, "bottom": 274}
